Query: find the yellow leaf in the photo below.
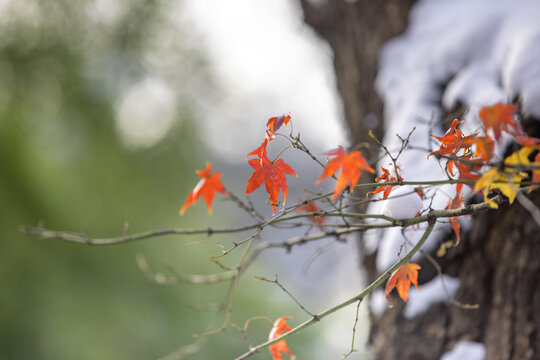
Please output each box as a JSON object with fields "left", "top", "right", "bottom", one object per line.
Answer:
{"left": 473, "top": 168, "right": 500, "bottom": 208}
{"left": 474, "top": 147, "right": 532, "bottom": 208}
{"left": 504, "top": 146, "right": 533, "bottom": 169}
{"left": 494, "top": 172, "right": 526, "bottom": 204}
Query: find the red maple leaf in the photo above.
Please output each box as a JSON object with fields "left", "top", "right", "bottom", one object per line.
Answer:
{"left": 246, "top": 138, "right": 269, "bottom": 160}
{"left": 429, "top": 119, "right": 474, "bottom": 156}
{"left": 515, "top": 133, "right": 540, "bottom": 147}
{"left": 472, "top": 136, "right": 495, "bottom": 163}
{"left": 316, "top": 146, "right": 374, "bottom": 201}
{"left": 367, "top": 166, "right": 402, "bottom": 199}
{"left": 268, "top": 317, "right": 295, "bottom": 360}
{"left": 247, "top": 115, "right": 291, "bottom": 159}
{"left": 180, "top": 162, "right": 226, "bottom": 215}
{"left": 479, "top": 103, "right": 519, "bottom": 142}
{"left": 385, "top": 262, "right": 421, "bottom": 304}
{"left": 454, "top": 156, "right": 481, "bottom": 185}
{"left": 479, "top": 103, "right": 540, "bottom": 146}
{"left": 429, "top": 119, "right": 478, "bottom": 176}
{"left": 429, "top": 120, "right": 494, "bottom": 185}
{"left": 297, "top": 200, "right": 326, "bottom": 228}
{"left": 444, "top": 190, "right": 466, "bottom": 245}
{"left": 266, "top": 114, "right": 291, "bottom": 140}
{"left": 246, "top": 146, "right": 297, "bottom": 214}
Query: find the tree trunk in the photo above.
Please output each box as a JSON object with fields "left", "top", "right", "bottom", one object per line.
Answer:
{"left": 300, "top": 0, "right": 415, "bottom": 157}
{"left": 300, "top": 1, "right": 540, "bottom": 359}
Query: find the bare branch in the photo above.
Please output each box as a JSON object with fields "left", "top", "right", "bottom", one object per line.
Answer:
{"left": 20, "top": 224, "right": 259, "bottom": 246}
{"left": 224, "top": 189, "right": 264, "bottom": 222}
{"left": 232, "top": 316, "right": 273, "bottom": 348}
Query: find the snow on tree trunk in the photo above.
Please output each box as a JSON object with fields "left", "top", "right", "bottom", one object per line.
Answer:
{"left": 301, "top": 0, "right": 540, "bottom": 359}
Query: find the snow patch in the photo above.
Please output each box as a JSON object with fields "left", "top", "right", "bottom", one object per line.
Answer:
{"left": 404, "top": 275, "right": 460, "bottom": 318}
{"left": 370, "top": 289, "right": 387, "bottom": 316}
{"left": 440, "top": 341, "right": 486, "bottom": 360}
{"left": 380, "top": 186, "right": 423, "bottom": 220}
{"left": 370, "top": 0, "right": 540, "bottom": 272}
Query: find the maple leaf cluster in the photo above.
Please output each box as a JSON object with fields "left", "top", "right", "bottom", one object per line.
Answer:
{"left": 246, "top": 115, "right": 297, "bottom": 214}
{"left": 428, "top": 118, "right": 489, "bottom": 187}
{"left": 180, "top": 115, "right": 374, "bottom": 215}
{"left": 177, "top": 105, "right": 540, "bottom": 311}
{"left": 385, "top": 103, "right": 539, "bottom": 304}
{"left": 429, "top": 103, "right": 540, "bottom": 243}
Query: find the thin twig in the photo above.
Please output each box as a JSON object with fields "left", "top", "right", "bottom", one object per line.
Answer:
{"left": 224, "top": 188, "right": 264, "bottom": 222}
{"left": 136, "top": 253, "right": 236, "bottom": 285}
{"left": 254, "top": 275, "right": 316, "bottom": 317}
{"left": 231, "top": 316, "right": 274, "bottom": 348}
{"left": 302, "top": 241, "right": 339, "bottom": 278}
{"left": 342, "top": 299, "right": 362, "bottom": 359}
{"left": 195, "top": 231, "right": 257, "bottom": 338}
{"left": 419, "top": 249, "right": 479, "bottom": 310}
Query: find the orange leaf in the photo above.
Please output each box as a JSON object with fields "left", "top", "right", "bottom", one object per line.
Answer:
{"left": 515, "top": 133, "right": 540, "bottom": 147}
{"left": 385, "top": 262, "right": 421, "bottom": 304}
{"left": 266, "top": 114, "right": 291, "bottom": 140}
{"left": 472, "top": 136, "right": 495, "bottom": 163}
{"left": 246, "top": 115, "right": 291, "bottom": 159}
{"left": 479, "top": 103, "right": 540, "bottom": 146}
{"left": 429, "top": 119, "right": 493, "bottom": 179}
{"left": 180, "top": 162, "right": 226, "bottom": 215}
{"left": 297, "top": 200, "right": 326, "bottom": 228}
{"left": 479, "top": 103, "right": 518, "bottom": 142}
{"left": 429, "top": 119, "right": 477, "bottom": 159}
{"left": 268, "top": 317, "right": 295, "bottom": 360}
{"left": 367, "top": 166, "right": 402, "bottom": 199}
{"left": 444, "top": 190, "right": 466, "bottom": 245}
{"left": 317, "top": 146, "right": 374, "bottom": 201}
{"left": 246, "top": 138, "right": 269, "bottom": 159}
{"left": 246, "top": 146, "right": 297, "bottom": 214}
{"left": 455, "top": 156, "right": 481, "bottom": 183}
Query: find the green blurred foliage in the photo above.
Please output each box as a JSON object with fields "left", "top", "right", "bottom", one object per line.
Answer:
{"left": 0, "top": 1, "right": 304, "bottom": 359}
{"left": 0, "top": 1, "right": 328, "bottom": 359}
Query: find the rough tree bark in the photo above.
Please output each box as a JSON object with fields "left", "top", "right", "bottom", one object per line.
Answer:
{"left": 300, "top": 1, "right": 540, "bottom": 359}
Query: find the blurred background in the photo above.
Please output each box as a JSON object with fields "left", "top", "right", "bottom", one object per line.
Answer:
{"left": 0, "top": 0, "right": 369, "bottom": 359}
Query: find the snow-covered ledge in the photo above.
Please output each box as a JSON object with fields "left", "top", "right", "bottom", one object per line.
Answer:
{"left": 440, "top": 340, "right": 486, "bottom": 360}
{"left": 366, "top": 0, "right": 540, "bottom": 272}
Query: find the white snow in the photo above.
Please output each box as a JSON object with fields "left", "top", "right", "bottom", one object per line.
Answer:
{"left": 370, "top": 289, "right": 388, "bottom": 316}
{"left": 369, "top": 0, "right": 540, "bottom": 273}
{"left": 380, "top": 186, "right": 423, "bottom": 220}
{"left": 440, "top": 341, "right": 486, "bottom": 360}
{"left": 404, "top": 275, "right": 460, "bottom": 318}
{"left": 181, "top": 0, "right": 346, "bottom": 159}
